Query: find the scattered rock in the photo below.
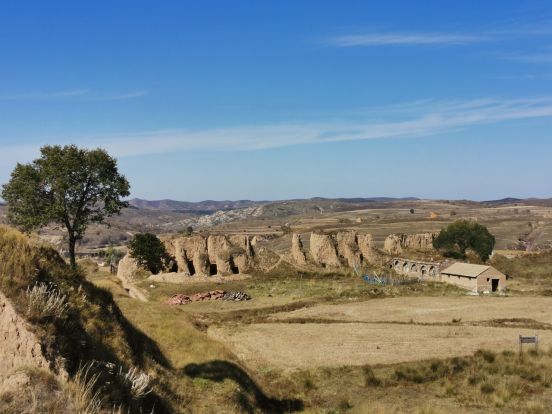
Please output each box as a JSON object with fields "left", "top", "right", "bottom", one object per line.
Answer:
{"left": 165, "top": 290, "right": 250, "bottom": 305}
{"left": 222, "top": 291, "right": 251, "bottom": 301}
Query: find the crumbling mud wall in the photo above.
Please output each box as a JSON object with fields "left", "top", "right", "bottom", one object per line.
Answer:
{"left": 309, "top": 233, "right": 341, "bottom": 267}
{"left": 0, "top": 292, "right": 50, "bottom": 374}
{"left": 291, "top": 233, "right": 307, "bottom": 265}
{"left": 383, "top": 232, "right": 437, "bottom": 255}
{"left": 116, "top": 255, "right": 148, "bottom": 301}
{"left": 172, "top": 235, "right": 209, "bottom": 276}
{"left": 383, "top": 234, "right": 404, "bottom": 255}
{"left": 404, "top": 232, "right": 437, "bottom": 250}
{"left": 309, "top": 231, "right": 381, "bottom": 268}
{"left": 357, "top": 234, "right": 379, "bottom": 264}
{"left": 336, "top": 231, "right": 361, "bottom": 268}
{"left": 123, "top": 230, "right": 437, "bottom": 280}
{"left": 0, "top": 291, "right": 68, "bottom": 391}
{"left": 165, "top": 234, "right": 255, "bottom": 276}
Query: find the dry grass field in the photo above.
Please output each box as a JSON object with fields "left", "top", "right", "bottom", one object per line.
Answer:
{"left": 273, "top": 296, "right": 552, "bottom": 324}
{"left": 207, "top": 296, "right": 552, "bottom": 370}
{"left": 208, "top": 322, "right": 552, "bottom": 369}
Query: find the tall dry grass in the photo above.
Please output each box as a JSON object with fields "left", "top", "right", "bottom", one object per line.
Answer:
{"left": 70, "top": 363, "right": 104, "bottom": 414}
{"left": 25, "top": 282, "right": 69, "bottom": 319}
{"left": 0, "top": 226, "right": 37, "bottom": 283}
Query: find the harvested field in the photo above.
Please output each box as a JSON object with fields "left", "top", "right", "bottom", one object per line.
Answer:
{"left": 272, "top": 296, "right": 552, "bottom": 325}
{"left": 208, "top": 322, "right": 552, "bottom": 370}
{"left": 208, "top": 296, "right": 552, "bottom": 371}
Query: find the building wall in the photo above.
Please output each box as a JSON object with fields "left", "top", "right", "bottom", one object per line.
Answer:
{"left": 392, "top": 258, "right": 508, "bottom": 293}
{"left": 440, "top": 273, "right": 478, "bottom": 291}
{"left": 477, "top": 268, "right": 507, "bottom": 292}
{"left": 440, "top": 267, "right": 507, "bottom": 292}
{"left": 390, "top": 258, "right": 440, "bottom": 280}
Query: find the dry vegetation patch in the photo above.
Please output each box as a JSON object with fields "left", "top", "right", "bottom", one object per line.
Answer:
{"left": 208, "top": 322, "right": 552, "bottom": 370}
{"left": 273, "top": 296, "right": 552, "bottom": 325}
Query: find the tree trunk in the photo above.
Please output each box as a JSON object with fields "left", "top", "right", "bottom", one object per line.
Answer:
{"left": 68, "top": 234, "right": 77, "bottom": 269}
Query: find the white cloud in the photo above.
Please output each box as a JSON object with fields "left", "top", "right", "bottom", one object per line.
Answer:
{"left": 2, "top": 96, "right": 552, "bottom": 166}
{"left": 326, "top": 18, "right": 552, "bottom": 48}
{"left": 503, "top": 51, "right": 552, "bottom": 64}
{"left": 0, "top": 89, "right": 149, "bottom": 101}
{"left": 0, "top": 89, "right": 90, "bottom": 100}
{"left": 328, "top": 33, "right": 483, "bottom": 47}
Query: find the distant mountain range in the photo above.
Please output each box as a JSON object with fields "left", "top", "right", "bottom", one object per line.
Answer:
{"left": 127, "top": 197, "right": 424, "bottom": 212}
{"left": 127, "top": 196, "right": 552, "bottom": 214}
{"left": 128, "top": 198, "right": 267, "bottom": 213}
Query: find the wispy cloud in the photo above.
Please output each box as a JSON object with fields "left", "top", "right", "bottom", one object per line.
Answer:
{"left": 496, "top": 73, "right": 552, "bottom": 80}
{"left": 2, "top": 96, "right": 551, "bottom": 166}
{"left": 0, "top": 89, "right": 90, "bottom": 101}
{"left": 0, "top": 89, "right": 149, "bottom": 102}
{"left": 88, "top": 90, "right": 150, "bottom": 101}
{"left": 328, "top": 33, "right": 484, "bottom": 47}
{"left": 502, "top": 51, "right": 552, "bottom": 64}
{"left": 327, "top": 18, "right": 552, "bottom": 48}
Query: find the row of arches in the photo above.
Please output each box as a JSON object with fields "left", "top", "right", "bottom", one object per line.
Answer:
{"left": 391, "top": 259, "right": 438, "bottom": 278}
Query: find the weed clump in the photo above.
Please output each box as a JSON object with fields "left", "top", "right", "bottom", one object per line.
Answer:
{"left": 480, "top": 382, "right": 495, "bottom": 394}
{"left": 362, "top": 366, "right": 382, "bottom": 387}
{"left": 26, "top": 282, "right": 69, "bottom": 320}
{"left": 475, "top": 349, "right": 496, "bottom": 363}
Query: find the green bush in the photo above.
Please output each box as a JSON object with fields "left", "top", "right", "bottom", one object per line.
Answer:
{"left": 128, "top": 233, "right": 171, "bottom": 274}
{"left": 433, "top": 220, "right": 495, "bottom": 261}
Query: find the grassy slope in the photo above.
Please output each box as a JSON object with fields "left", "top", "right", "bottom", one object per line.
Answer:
{"left": 492, "top": 251, "right": 552, "bottom": 294}
{"left": 0, "top": 227, "right": 171, "bottom": 412}
{"left": 90, "top": 269, "right": 304, "bottom": 413}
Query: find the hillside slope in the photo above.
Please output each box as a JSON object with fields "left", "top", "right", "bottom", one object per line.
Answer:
{"left": 0, "top": 226, "right": 171, "bottom": 412}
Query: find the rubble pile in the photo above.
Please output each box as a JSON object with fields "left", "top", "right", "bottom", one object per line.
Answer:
{"left": 222, "top": 291, "right": 251, "bottom": 301}
{"left": 165, "top": 289, "right": 250, "bottom": 305}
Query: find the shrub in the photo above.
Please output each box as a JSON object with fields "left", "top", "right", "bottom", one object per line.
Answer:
{"left": 128, "top": 233, "right": 171, "bottom": 274}
{"left": 476, "top": 349, "right": 496, "bottom": 363}
{"left": 26, "top": 282, "right": 69, "bottom": 319}
{"left": 105, "top": 245, "right": 124, "bottom": 265}
{"left": 337, "top": 398, "right": 352, "bottom": 410}
{"left": 362, "top": 366, "right": 381, "bottom": 387}
{"left": 433, "top": 220, "right": 495, "bottom": 261}
{"left": 71, "top": 362, "right": 104, "bottom": 414}
{"left": 118, "top": 366, "right": 152, "bottom": 399}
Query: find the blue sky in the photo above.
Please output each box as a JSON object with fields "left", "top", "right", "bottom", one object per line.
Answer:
{"left": 1, "top": 0, "right": 552, "bottom": 201}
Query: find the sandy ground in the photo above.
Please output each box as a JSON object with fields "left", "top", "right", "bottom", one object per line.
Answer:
{"left": 271, "top": 296, "right": 552, "bottom": 324}
{"left": 208, "top": 322, "right": 552, "bottom": 370}
{"left": 208, "top": 296, "right": 552, "bottom": 370}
